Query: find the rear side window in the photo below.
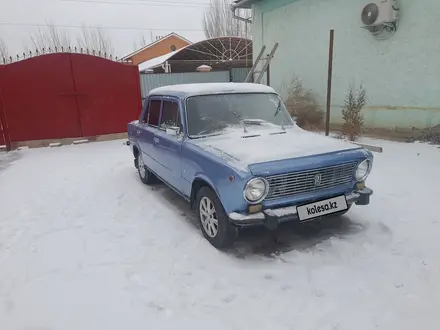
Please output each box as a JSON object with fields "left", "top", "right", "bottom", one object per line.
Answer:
{"left": 159, "top": 101, "right": 181, "bottom": 130}
{"left": 146, "top": 100, "right": 162, "bottom": 127}
{"left": 140, "top": 98, "right": 148, "bottom": 122}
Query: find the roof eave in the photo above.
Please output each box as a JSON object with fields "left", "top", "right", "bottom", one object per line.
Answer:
{"left": 232, "top": 0, "right": 259, "bottom": 9}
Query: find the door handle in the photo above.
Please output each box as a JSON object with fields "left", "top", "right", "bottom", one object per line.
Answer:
{"left": 153, "top": 137, "right": 159, "bottom": 144}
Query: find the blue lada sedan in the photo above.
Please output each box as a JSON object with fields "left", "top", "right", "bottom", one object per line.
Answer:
{"left": 128, "top": 83, "right": 373, "bottom": 249}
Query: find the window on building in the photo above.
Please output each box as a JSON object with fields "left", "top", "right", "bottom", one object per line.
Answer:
{"left": 159, "top": 100, "right": 181, "bottom": 130}
{"left": 170, "top": 45, "right": 177, "bottom": 51}
{"left": 146, "top": 100, "right": 162, "bottom": 127}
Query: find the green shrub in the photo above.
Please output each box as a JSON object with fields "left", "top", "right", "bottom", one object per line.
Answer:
{"left": 341, "top": 83, "right": 366, "bottom": 141}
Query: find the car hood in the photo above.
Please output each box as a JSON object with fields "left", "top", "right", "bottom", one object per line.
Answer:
{"left": 191, "top": 127, "right": 364, "bottom": 174}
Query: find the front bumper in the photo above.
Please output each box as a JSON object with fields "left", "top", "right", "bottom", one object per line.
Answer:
{"left": 228, "top": 187, "right": 373, "bottom": 229}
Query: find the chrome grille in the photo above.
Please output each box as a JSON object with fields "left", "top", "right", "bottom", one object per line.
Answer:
{"left": 265, "top": 162, "right": 357, "bottom": 200}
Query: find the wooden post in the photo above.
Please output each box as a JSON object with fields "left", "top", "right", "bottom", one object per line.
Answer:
{"left": 325, "top": 29, "right": 335, "bottom": 136}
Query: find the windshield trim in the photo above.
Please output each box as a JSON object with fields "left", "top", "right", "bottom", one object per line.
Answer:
{"left": 184, "top": 92, "right": 292, "bottom": 139}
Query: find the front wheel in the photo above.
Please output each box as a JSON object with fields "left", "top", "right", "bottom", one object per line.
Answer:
{"left": 196, "top": 187, "right": 238, "bottom": 249}
{"left": 137, "top": 153, "right": 155, "bottom": 185}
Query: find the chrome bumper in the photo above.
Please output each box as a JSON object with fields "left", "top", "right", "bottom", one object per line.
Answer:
{"left": 228, "top": 188, "right": 373, "bottom": 229}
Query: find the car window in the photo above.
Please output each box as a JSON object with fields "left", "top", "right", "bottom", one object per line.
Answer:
{"left": 159, "top": 100, "right": 181, "bottom": 130}
{"left": 146, "top": 99, "right": 162, "bottom": 127}
{"left": 140, "top": 98, "right": 149, "bottom": 122}
{"left": 185, "top": 93, "right": 293, "bottom": 137}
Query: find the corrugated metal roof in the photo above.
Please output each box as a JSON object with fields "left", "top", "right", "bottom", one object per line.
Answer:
{"left": 138, "top": 50, "right": 180, "bottom": 72}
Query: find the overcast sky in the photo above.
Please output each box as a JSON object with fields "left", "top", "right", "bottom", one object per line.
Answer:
{"left": 0, "top": 0, "right": 209, "bottom": 57}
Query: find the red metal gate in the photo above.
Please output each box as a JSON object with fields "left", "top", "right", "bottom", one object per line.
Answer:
{"left": 0, "top": 53, "right": 141, "bottom": 150}
{"left": 71, "top": 54, "right": 141, "bottom": 137}
{"left": 0, "top": 65, "right": 9, "bottom": 148}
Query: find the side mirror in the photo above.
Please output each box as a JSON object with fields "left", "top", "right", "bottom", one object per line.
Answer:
{"left": 166, "top": 126, "right": 180, "bottom": 136}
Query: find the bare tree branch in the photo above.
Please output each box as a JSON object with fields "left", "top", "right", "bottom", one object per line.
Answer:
{"left": 139, "top": 35, "right": 148, "bottom": 48}
{"left": 203, "top": 0, "right": 251, "bottom": 38}
{"left": 133, "top": 34, "right": 149, "bottom": 51}
{"left": 77, "top": 25, "right": 114, "bottom": 55}
{"left": 0, "top": 37, "right": 9, "bottom": 61}
{"left": 27, "top": 23, "right": 72, "bottom": 51}
{"left": 6, "top": 23, "right": 116, "bottom": 63}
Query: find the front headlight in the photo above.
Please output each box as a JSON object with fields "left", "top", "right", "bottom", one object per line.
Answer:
{"left": 355, "top": 159, "right": 372, "bottom": 182}
{"left": 244, "top": 178, "right": 269, "bottom": 203}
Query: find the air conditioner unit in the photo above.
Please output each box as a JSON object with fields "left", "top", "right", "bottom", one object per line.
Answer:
{"left": 361, "top": 0, "right": 399, "bottom": 28}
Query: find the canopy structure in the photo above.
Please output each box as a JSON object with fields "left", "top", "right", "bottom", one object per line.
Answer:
{"left": 140, "top": 37, "right": 252, "bottom": 73}
{"left": 232, "top": 0, "right": 262, "bottom": 9}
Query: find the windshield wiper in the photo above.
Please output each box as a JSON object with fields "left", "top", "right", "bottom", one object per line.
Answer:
{"left": 232, "top": 111, "right": 248, "bottom": 133}
{"left": 272, "top": 100, "right": 286, "bottom": 131}
{"left": 191, "top": 132, "right": 223, "bottom": 140}
{"left": 274, "top": 100, "right": 282, "bottom": 117}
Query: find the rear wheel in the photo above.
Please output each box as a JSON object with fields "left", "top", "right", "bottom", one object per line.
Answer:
{"left": 196, "top": 187, "right": 238, "bottom": 249}
{"left": 137, "top": 153, "right": 155, "bottom": 185}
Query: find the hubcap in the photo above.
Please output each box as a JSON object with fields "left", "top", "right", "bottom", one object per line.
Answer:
{"left": 138, "top": 155, "right": 146, "bottom": 178}
{"left": 199, "top": 197, "right": 219, "bottom": 238}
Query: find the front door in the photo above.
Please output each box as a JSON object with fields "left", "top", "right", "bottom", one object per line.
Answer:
{"left": 153, "top": 97, "right": 183, "bottom": 190}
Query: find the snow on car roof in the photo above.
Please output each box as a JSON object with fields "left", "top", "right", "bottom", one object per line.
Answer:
{"left": 148, "top": 83, "right": 277, "bottom": 98}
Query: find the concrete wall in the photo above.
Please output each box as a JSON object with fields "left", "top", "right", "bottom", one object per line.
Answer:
{"left": 252, "top": 0, "right": 440, "bottom": 129}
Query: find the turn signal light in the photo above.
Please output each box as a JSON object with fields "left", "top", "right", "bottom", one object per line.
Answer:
{"left": 248, "top": 204, "right": 262, "bottom": 214}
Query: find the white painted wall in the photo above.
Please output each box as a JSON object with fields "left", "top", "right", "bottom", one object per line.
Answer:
{"left": 252, "top": 0, "right": 440, "bottom": 129}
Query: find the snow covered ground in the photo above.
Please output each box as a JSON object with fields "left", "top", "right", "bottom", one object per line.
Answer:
{"left": 0, "top": 138, "right": 439, "bottom": 330}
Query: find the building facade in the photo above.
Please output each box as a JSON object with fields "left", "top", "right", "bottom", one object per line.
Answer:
{"left": 233, "top": 0, "right": 440, "bottom": 130}
{"left": 122, "top": 33, "right": 191, "bottom": 66}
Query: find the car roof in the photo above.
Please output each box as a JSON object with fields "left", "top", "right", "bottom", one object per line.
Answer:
{"left": 148, "top": 82, "right": 277, "bottom": 98}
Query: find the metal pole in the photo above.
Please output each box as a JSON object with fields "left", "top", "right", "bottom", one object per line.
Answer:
{"left": 266, "top": 61, "right": 270, "bottom": 86}
{"left": 325, "top": 29, "right": 334, "bottom": 136}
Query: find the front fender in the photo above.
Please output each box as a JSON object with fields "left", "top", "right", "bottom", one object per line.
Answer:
{"left": 192, "top": 171, "right": 251, "bottom": 214}
{"left": 183, "top": 143, "right": 251, "bottom": 214}
{"left": 192, "top": 173, "right": 219, "bottom": 199}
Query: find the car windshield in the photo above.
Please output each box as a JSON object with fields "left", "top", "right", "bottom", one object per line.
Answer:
{"left": 185, "top": 93, "right": 294, "bottom": 137}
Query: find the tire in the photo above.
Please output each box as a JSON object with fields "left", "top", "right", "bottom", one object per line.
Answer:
{"left": 136, "top": 153, "right": 155, "bottom": 185}
{"left": 196, "top": 186, "right": 238, "bottom": 249}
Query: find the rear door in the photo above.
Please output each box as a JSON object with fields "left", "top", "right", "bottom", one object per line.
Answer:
{"left": 138, "top": 97, "right": 162, "bottom": 175}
